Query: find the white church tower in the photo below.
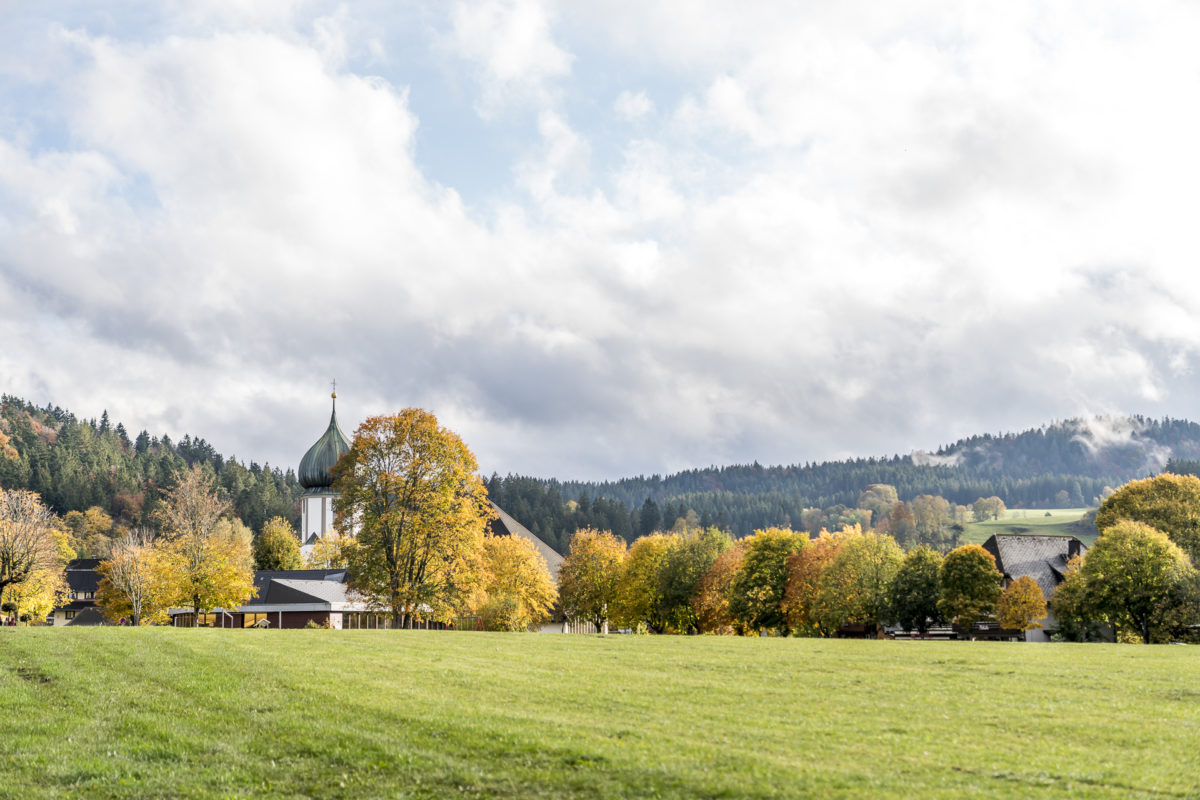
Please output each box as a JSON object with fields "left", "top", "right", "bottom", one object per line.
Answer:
{"left": 298, "top": 390, "right": 352, "bottom": 552}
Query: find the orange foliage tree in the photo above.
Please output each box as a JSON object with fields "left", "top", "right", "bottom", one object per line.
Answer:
{"left": 782, "top": 525, "right": 861, "bottom": 636}
{"left": 996, "top": 575, "right": 1047, "bottom": 632}
{"left": 693, "top": 538, "right": 749, "bottom": 634}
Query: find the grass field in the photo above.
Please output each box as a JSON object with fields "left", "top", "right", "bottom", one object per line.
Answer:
{"left": 962, "top": 508, "right": 1098, "bottom": 546}
{"left": 1, "top": 630, "right": 1198, "bottom": 799}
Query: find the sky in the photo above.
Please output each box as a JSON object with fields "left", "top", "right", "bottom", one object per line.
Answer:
{"left": 3, "top": 2, "right": 1200, "bottom": 481}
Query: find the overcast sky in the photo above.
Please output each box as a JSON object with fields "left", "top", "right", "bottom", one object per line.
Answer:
{"left": 3, "top": 2, "right": 1200, "bottom": 481}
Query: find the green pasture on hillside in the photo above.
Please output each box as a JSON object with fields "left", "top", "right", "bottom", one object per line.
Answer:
{"left": 1, "top": 630, "right": 1198, "bottom": 799}
{"left": 962, "top": 508, "right": 1097, "bottom": 546}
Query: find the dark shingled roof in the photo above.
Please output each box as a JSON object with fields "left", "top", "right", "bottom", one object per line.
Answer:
{"left": 64, "top": 559, "right": 101, "bottom": 594}
{"left": 298, "top": 395, "right": 351, "bottom": 490}
{"left": 245, "top": 569, "right": 347, "bottom": 607}
{"left": 65, "top": 607, "right": 108, "bottom": 626}
{"left": 982, "top": 534, "right": 1087, "bottom": 599}
{"left": 488, "top": 501, "right": 564, "bottom": 578}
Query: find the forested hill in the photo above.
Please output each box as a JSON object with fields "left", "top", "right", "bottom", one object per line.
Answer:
{"left": 0, "top": 395, "right": 301, "bottom": 533}
{"left": 485, "top": 416, "right": 1200, "bottom": 551}
{"left": 6, "top": 391, "right": 1200, "bottom": 555}
{"left": 559, "top": 416, "right": 1200, "bottom": 506}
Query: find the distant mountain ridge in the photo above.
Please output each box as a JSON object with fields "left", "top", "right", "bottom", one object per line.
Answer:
{"left": 550, "top": 415, "right": 1200, "bottom": 511}
{"left": 479, "top": 415, "right": 1200, "bottom": 548}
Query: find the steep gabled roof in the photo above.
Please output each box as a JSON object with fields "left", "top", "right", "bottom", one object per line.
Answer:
{"left": 64, "top": 607, "right": 108, "bottom": 626}
{"left": 488, "top": 501, "right": 564, "bottom": 578}
{"left": 982, "top": 534, "right": 1087, "bottom": 599}
{"left": 265, "top": 578, "right": 352, "bottom": 605}
{"left": 245, "top": 569, "right": 347, "bottom": 607}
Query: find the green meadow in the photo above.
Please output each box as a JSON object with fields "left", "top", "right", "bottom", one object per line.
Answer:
{"left": 962, "top": 508, "right": 1097, "bottom": 546}
{"left": 1, "top": 629, "right": 1197, "bottom": 799}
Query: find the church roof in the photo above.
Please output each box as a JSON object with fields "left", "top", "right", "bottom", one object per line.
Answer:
{"left": 298, "top": 394, "right": 352, "bottom": 490}
{"left": 488, "top": 501, "right": 564, "bottom": 578}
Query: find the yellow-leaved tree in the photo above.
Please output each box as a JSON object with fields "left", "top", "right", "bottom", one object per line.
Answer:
{"left": 557, "top": 528, "right": 627, "bottom": 634}
{"left": 154, "top": 466, "right": 257, "bottom": 623}
{"left": 476, "top": 534, "right": 557, "bottom": 631}
{"left": 253, "top": 516, "right": 303, "bottom": 570}
{"left": 333, "top": 410, "right": 493, "bottom": 629}
{"left": 0, "top": 489, "right": 67, "bottom": 624}
{"left": 996, "top": 575, "right": 1048, "bottom": 632}
{"left": 815, "top": 530, "right": 904, "bottom": 637}
{"left": 97, "top": 528, "right": 170, "bottom": 625}
{"left": 612, "top": 533, "right": 678, "bottom": 633}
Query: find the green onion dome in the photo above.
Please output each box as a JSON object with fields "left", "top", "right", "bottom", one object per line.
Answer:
{"left": 298, "top": 393, "right": 352, "bottom": 490}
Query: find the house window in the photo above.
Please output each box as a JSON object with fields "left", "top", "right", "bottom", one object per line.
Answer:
{"left": 243, "top": 613, "right": 268, "bottom": 628}
{"left": 64, "top": 611, "right": 76, "bottom": 620}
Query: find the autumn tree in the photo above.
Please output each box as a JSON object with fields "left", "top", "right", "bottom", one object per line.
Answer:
{"left": 996, "top": 575, "right": 1047, "bottom": 632}
{"left": 612, "top": 533, "right": 677, "bottom": 633}
{"left": 888, "top": 502, "right": 917, "bottom": 548}
{"left": 334, "top": 411, "right": 491, "bottom": 628}
{"left": 557, "top": 528, "right": 626, "bottom": 634}
{"left": 97, "top": 528, "right": 167, "bottom": 625}
{"left": 1081, "top": 519, "right": 1198, "bottom": 644}
{"left": 476, "top": 534, "right": 557, "bottom": 631}
{"left": 856, "top": 484, "right": 899, "bottom": 528}
{"left": 730, "top": 527, "right": 805, "bottom": 634}
{"left": 815, "top": 531, "right": 903, "bottom": 636}
{"left": 0, "top": 489, "right": 64, "bottom": 618}
{"left": 910, "top": 494, "right": 952, "bottom": 550}
{"left": 1049, "top": 555, "right": 1102, "bottom": 642}
{"left": 972, "top": 496, "right": 1007, "bottom": 522}
{"left": 887, "top": 545, "right": 944, "bottom": 636}
{"left": 254, "top": 516, "right": 303, "bottom": 570}
{"left": 155, "top": 466, "right": 256, "bottom": 622}
{"left": 1095, "top": 473, "right": 1200, "bottom": 562}
{"left": 62, "top": 506, "right": 117, "bottom": 558}
{"left": 693, "top": 539, "right": 749, "bottom": 634}
{"left": 305, "top": 535, "right": 347, "bottom": 569}
{"left": 783, "top": 525, "right": 859, "bottom": 636}
{"left": 939, "top": 544, "right": 1002, "bottom": 632}
{"left": 658, "top": 527, "right": 730, "bottom": 633}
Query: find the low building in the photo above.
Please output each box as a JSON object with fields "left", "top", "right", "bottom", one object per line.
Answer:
{"left": 981, "top": 534, "right": 1088, "bottom": 641}
{"left": 169, "top": 569, "right": 384, "bottom": 629}
{"left": 50, "top": 558, "right": 103, "bottom": 626}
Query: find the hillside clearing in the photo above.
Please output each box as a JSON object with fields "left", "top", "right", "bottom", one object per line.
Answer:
{"left": 962, "top": 508, "right": 1097, "bottom": 546}
{"left": 1, "top": 629, "right": 1197, "bottom": 799}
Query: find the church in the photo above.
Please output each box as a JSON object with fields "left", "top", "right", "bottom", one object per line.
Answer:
{"left": 170, "top": 392, "right": 561, "bottom": 628}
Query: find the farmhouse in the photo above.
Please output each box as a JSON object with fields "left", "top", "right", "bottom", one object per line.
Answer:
{"left": 49, "top": 558, "right": 103, "bottom": 626}
{"left": 981, "top": 533, "right": 1087, "bottom": 641}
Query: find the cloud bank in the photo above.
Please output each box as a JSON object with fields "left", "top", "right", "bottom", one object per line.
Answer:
{"left": 3, "top": 2, "right": 1200, "bottom": 480}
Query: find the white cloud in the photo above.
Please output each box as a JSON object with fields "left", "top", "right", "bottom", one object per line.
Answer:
{"left": 443, "top": 0, "right": 572, "bottom": 118}
{"left": 613, "top": 90, "right": 653, "bottom": 120}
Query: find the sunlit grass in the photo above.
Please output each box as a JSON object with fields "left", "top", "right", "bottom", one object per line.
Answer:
{"left": 1, "top": 628, "right": 1196, "bottom": 798}
{"left": 962, "top": 508, "right": 1097, "bottom": 546}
